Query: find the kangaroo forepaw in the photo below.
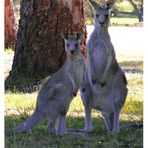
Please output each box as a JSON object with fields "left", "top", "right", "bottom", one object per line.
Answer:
{"left": 92, "top": 76, "right": 97, "bottom": 85}
{"left": 100, "top": 82, "right": 106, "bottom": 88}
{"left": 72, "top": 91, "right": 77, "bottom": 97}
{"left": 81, "top": 87, "right": 85, "bottom": 93}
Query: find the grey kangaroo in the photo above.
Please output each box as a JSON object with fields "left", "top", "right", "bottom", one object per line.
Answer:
{"left": 13, "top": 32, "right": 85, "bottom": 136}
{"left": 80, "top": 0, "right": 128, "bottom": 135}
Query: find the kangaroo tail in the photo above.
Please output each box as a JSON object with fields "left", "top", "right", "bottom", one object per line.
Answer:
{"left": 13, "top": 109, "right": 45, "bottom": 132}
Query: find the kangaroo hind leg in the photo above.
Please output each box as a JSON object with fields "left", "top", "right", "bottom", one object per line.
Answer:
{"left": 81, "top": 86, "right": 92, "bottom": 133}
{"left": 57, "top": 113, "right": 66, "bottom": 136}
{"left": 110, "top": 85, "right": 128, "bottom": 135}
{"left": 47, "top": 119, "right": 57, "bottom": 135}
{"left": 102, "top": 112, "right": 114, "bottom": 133}
{"left": 108, "top": 108, "right": 121, "bottom": 135}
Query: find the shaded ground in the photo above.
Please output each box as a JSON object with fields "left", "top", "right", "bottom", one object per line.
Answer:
{"left": 5, "top": 114, "right": 143, "bottom": 148}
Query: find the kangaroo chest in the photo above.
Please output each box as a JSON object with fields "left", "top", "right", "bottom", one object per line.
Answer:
{"left": 66, "top": 57, "right": 84, "bottom": 90}
{"left": 92, "top": 45, "right": 107, "bottom": 72}
{"left": 88, "top": 35, "right": 110, "bottom": 75}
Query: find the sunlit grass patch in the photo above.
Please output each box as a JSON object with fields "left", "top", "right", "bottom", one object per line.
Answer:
{"left": 122, "top": 99, "right": 143, "bottom": 115}
{"left": 120, "top": 61, "right": 143, "bottom": 70}
{"left": 110, "top": 17, "right": 139, "bottom": 26}
{"left": 86, "top": 17, "right": 139, "bottom": 26}
{"left": 116, "top": 48, "right": 143, "bottom": 63}
{"left": 5, "top": 90, "right": 143, "bottom": 118}
{"left": 5, "top": 92, "right": 37, "bottom": 117}
{"left": 5, "top": 48, "right": 14, "bottom": 54}
{"left": 68, "top": 92, "right": 84, "bottom": 113}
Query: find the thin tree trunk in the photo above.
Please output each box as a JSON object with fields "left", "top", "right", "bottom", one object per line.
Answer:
{"left": 129, "top": 0, "right": 143, "bottom": 22}
{"left": 10, "top": 0, "right": 86, "bottom": 78}
{"left": 5, "top": 0, "right": 17, "bottom": 49}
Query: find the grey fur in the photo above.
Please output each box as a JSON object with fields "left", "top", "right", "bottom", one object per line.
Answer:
{"left": 13, "top": 32, "right": 85, "bottom": 136}
{"left": 81, "top": 0, "right": 128, "bottom": 135}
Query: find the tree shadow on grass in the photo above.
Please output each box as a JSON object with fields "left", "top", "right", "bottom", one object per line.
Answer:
{"left": 119, "top": 60, "right": 143, "bottom": 74}
{"left": 5, "top": 60, "right": 143, "bottom": 93}
{"left": 5, "top": 73, "right": 48, "bottom": 93}
{"left": 5, "top": 114, "right": 143, "bottom": 148}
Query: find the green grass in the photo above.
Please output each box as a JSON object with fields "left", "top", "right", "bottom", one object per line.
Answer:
{"left": 5, "top": 79, "right": 143, "bottom": 147}
{"left": 5, "top": 116, "right": 143, "bottom": 148}
{"left": 5, "top": 47, "right": 143, "bottom": 147}
{"left": 5, "top": 126, "right": 143, "bottom": 148}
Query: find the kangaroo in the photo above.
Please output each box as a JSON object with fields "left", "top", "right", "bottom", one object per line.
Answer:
{"left": 13, "top": 32, "right": 85, "bottom": 136}
{"left": 80, "top": 0, "right": 128, "bottom": 135}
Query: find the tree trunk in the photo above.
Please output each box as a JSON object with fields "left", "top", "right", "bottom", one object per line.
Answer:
{"left": 10, "top": 0, "right": 86, "bottom": 78}
{"left": 129, "top": 0, "right": 143, "bottom": 22}
{"left": 5, "top": 0, "right": 17, "bottom": 49}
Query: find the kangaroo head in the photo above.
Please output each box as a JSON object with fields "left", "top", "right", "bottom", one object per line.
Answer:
{"left": 61, "top": 32, "right": 83, "bottom": 57}
{"left": 88, "top": 0, "right": 115, "bottom": 27}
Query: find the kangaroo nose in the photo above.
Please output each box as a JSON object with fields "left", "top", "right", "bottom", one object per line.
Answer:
{"left": 99, "top": 15, "right": 105, "bottom": 25}
{"left": 99, "top": 21, "right": 105, "bottom": 25}
{"left": 70, "top": 50, "right": 74, "bottom": 54}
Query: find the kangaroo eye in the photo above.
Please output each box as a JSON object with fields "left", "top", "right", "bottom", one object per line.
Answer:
{"left": 96, "top": 14, "right": 99, "bottom": 18}
{"left": 75, "top": 43, "right": 78, "bottom": 48}
{"left": 67, "top": 43, "right": 69, "bottom": 47}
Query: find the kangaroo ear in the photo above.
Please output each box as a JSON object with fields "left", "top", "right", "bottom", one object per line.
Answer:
{"left": 76, "top": 32, "right": 83, "bottom": 40}
{"left": 88, "top": 0, "right": 101, "bottom": 10}
{"left": 105, "top": 0, "right": 115, "bottom": 9}
{"left": 61, "top": 32, "right": 68, "bottom": 40}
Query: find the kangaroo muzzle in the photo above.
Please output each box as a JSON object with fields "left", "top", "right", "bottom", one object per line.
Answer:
{"left": 70, "top": 50, "right": 74, "bottom": 55}
{"left": 99, "top": 15, "right": 106, "bottom": 25}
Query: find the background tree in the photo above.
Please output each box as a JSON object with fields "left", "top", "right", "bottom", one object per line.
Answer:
{"left": 116, "top": 0, "right": 143, "bottom": 22}
{"left": 129, "top": 0, "right": 143, "bottom": 22}
{"left": 10, "top": 0, "right": 86, "bottom": 78}
{"left": 84, "top": 0, "right": 143, "bottom": 24}
{"left": 5, "top": 0, "right": 17, "bottom": 49}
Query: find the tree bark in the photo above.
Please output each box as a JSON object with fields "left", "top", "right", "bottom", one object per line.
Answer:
{"left": 5, "top": 0, "right": 17, "bottom": 49}
{"left": 10, "top": 0, "right": 86, "bottom": 78}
